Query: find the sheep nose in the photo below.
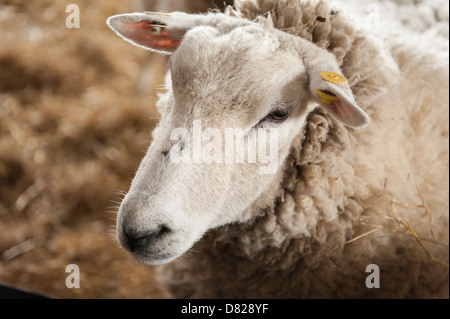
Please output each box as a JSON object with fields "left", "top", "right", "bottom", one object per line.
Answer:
{"left": 123, "top": 225, "right": 171, "bottom": 252}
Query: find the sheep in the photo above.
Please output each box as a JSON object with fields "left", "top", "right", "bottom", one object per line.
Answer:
{"left": 107, "top": 0, "right": 449, "bottom": 298}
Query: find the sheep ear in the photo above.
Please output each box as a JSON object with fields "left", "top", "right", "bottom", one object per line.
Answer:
{"left": 107, "top": 12, "right": 188, "bottom": 54}
{"left": 309, "top": 64, "right": 370, "bottom": 129}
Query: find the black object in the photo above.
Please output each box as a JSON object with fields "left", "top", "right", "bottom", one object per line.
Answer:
{"left": 0, "top": 283, "right": 50, "bottom": 299}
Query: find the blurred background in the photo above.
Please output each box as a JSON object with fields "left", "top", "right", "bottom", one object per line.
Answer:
{"left": 0, "top": 0, "right": 230, "bottom": 298}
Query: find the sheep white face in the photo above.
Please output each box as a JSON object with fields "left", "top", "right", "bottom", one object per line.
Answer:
{"left": 107, "top": 12, "right": 370, "bottom": 265}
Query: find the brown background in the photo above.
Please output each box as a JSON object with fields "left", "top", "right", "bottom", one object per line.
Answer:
{"left": 0, "top": 0, "right": 173, "bottom": 298}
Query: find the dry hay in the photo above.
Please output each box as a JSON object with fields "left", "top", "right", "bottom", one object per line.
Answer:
{"left": 0, "top": 0, "right": 167, "bottom": 298}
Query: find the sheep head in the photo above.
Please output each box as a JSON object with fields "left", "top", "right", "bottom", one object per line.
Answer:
{"left": 107, "top": 12, "right": 370, "bottom": 265}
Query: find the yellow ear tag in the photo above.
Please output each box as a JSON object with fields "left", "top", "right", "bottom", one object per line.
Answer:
{"left": 320, "top": 71, "right": 348, "bottom": 85}
{"left": 317, "top": 90, "right": 339, "bottom": 104}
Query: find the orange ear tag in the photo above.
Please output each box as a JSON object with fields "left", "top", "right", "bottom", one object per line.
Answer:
{"left": 320, "top": 71, "right": 348, "bottom": 85}
{"left": 119, "top": 19, "right": 181, "bottom": 51}
{"left": 317, "top": 90, "right": 339, "bottom": 104}
{"left": 142, "top": 22, "right": 181, "bottom": 50}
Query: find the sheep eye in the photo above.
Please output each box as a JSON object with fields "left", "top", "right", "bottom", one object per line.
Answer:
{"left": 265, "top": 109, "right": 289, "bottom": 122}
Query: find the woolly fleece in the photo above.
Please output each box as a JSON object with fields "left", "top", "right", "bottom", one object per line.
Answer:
{"left": 155, "top": 0, "right": 449, "bottom": 298}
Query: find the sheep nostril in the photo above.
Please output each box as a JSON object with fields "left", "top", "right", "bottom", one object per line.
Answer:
{"left": 122, "top": 225, "right": 171, "bottom": 253}
{"left": 157, "top": 225, "right": 170, "bottom": 237}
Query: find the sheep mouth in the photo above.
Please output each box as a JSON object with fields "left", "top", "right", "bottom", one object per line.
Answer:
{"left": 117, "top": 226, "right": 193, "bottom": 265}
{"left": 119, "top": 235, "right": 183, "bottom": 265}
{"left": 133, "top": 251, "right": 180, "bottom": 266}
